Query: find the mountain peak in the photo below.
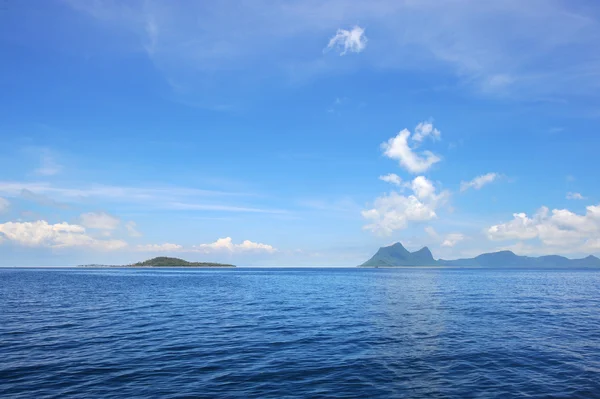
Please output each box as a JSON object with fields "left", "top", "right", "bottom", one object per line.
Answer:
{"left": 388, "top": 242, "right": 406, "bottom": 249}
{"left": 410, "top": 246, "right": 435, "bottom": 263}
{"left": 360, "top": 242, "right": 436, "bottom": 267}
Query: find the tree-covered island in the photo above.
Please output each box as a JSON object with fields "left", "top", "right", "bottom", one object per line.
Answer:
{"left": 79, "top": 257, "right": 235, "bottom": 268}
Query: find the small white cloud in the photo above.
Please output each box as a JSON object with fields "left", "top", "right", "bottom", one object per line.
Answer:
{"left": 325, "top": 26, "right": 367, "bottom": 55}
{"left": 460, "top": 173, "right": 500, "bottom": 192}
{"left": 0, "top": 197, "right": 9, "bottom": 213}
{"left": 362, "top": 176, "right": 449, "bottom": 235}
{"left": 196, "top": 237, "right": 234, "bottom": 252}
{"left": 136, "top": 243, "right": 182, "bottom": 252}
{"left": 125, "top": 221, "right": 142, "bottom": 237}
{"left": 412, "top": 121, "right": 441, "bottom": 143}
{"left": 194, "top": 237, "right": 276, "bottom": 253}
{"left": 442, "top": 233, "right": 465, "bottom": 247}
{"left": 382, "top": 128, "right": 441, "bottom": 174}
{"left": 566, "top": 192, "right": 586, "bottom": 200}
{"left": 236, "top": 240, "right": 276, "bottom": 252}
{"left": 379, "top": 173, "right": 402, "bottom": 186}
{"left": 79, "top": 212, "right": 121, "bottom": 230}
{"left": 0, "top": 220, "right": 127, "bottom": 250}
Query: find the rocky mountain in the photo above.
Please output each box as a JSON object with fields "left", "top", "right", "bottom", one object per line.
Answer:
{"left": 360, "top": 243, "right": 600, "bottom": 268}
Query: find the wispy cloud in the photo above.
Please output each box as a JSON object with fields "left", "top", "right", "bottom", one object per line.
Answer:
{"left": 424, "top": 226, "right": 438, "bottom": 239}
{"left": 20, "top": 189, "right": 70, "bottom": 209}
{"left": 65, "top": 0, "right": 600, "bottom": 100}
{"left": 169, "top": 202, "right": 287, "bottom": 214}
{"left": 0, "top": 181, "right": 278, "bottom": 213}
{"left": 379, "top": 173, "right": 402, "bottom": 186}
{"left": 324, "top": 26, "right": 367, "bottom": 55}
{"left": 566, "top": 192, "right": 586, "bottom": 200}
{"left": 460, "top": 173, "right": 500, "bottom": 192}
{"left": 35, "top": 153, "right": 62, "bottom": 176}
{"left": 297, "top": 197, "right": 359, "bottom": 214}
{"left": 125, "top": 221, "right": 142, "bottom": 237}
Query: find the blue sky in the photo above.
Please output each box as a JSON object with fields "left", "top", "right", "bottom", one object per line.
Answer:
{"left": 1, "top": 0, "right": 600, "bottom": 266}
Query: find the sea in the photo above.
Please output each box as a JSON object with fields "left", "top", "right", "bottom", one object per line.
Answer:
{"left": 1, "top": 267, "right": 599, "bottom": 398}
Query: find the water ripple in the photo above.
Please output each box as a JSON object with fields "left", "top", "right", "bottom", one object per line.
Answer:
{"left": 1, "top": 268, "right": 600, "bottom": 398}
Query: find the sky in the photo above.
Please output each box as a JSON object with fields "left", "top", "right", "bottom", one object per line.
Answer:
{"left": 1, "top": 0, "right": 600, "bottom": 266}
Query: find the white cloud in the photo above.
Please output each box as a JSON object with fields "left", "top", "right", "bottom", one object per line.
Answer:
{"left": 487, "top": 204, "right": 600, "bottom": 252}
{"left": 136, "top": 243, "right": 182, "bottom": 252}
{"left": 566, "top": 192, "right": 586, "bottom": 200}
{"left": 381, "top": 124, "right": 442, "bottom": 174}
{"left": 460, "top": 173, "right": 500, "bottom": 192}
{"left": 442, "top": 233, "right": 465, "bottom": 247}
{"left": 237, "top": 240, "right": 277, "bottom": 252}
{"left": 379, "top": 173, "right": 402, "bottom": 186}
{"left": 0, "top": 220, "right": 127, "bottom": 250}
{"left": 412, "top": 121, "right": 441, "bottom": 143}
{"left": 362, "top": 176, "right": 449, "bottom": 235}
{"left": 79, "top": 212, "right": 121, "bottom": 230}
{"left": 0, "top": 197, "right": 9, "bottom": 213}
{"left": 411, "top": 176, "right": 436, "bottom": 200}
{"left": 125, "top": 221, "right": 142, "bottom": 237}
{"left": 196, "top": 237, "right": 234, "bottom": 252}
{"left": 194, "top": 237, "right": 276, "bottom": 253}
{"left": 325, "top": 26, "right": 367, "bottom": 55}
{"left": 487, "top": 210, "right": 544, "bottom": 241}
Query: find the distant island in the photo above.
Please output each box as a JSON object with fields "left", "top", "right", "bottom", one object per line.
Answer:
{"left": 360, "top": 242, "right": 600, "bottom": 268}
{"left": 79, "top": 257, "right": 235, "bottom": 268}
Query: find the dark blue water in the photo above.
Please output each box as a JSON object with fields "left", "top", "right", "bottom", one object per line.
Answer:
{"left": 1, "top": 268, "right": 600, "bottom": 398}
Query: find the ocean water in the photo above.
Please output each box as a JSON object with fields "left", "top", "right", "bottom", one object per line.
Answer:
{"left": 1, "top": 268, "right": 600, "bottom": 399}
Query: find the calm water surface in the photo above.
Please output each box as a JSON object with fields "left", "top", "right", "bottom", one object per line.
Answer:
{"left": 1, "top": 267, "right": 600, "bottom": 398}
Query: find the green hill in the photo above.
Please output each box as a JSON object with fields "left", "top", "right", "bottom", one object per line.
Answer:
{"left": 131, "top": 257, "right": 235, "bottom": 267}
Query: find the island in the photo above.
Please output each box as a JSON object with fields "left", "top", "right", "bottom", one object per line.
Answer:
{"left": 360, "top": 242, "right": 600, "bottom": 268}
{"left": 79, "top": 257, "right": 235, "bottom": 268}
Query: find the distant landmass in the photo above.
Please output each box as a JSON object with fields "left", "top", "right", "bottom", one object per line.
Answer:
{"left": 360, "top": 242, "right": 600, "bottom": 268}
{"left": 79, "top": 257, "right": 235, "bottom": 268}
